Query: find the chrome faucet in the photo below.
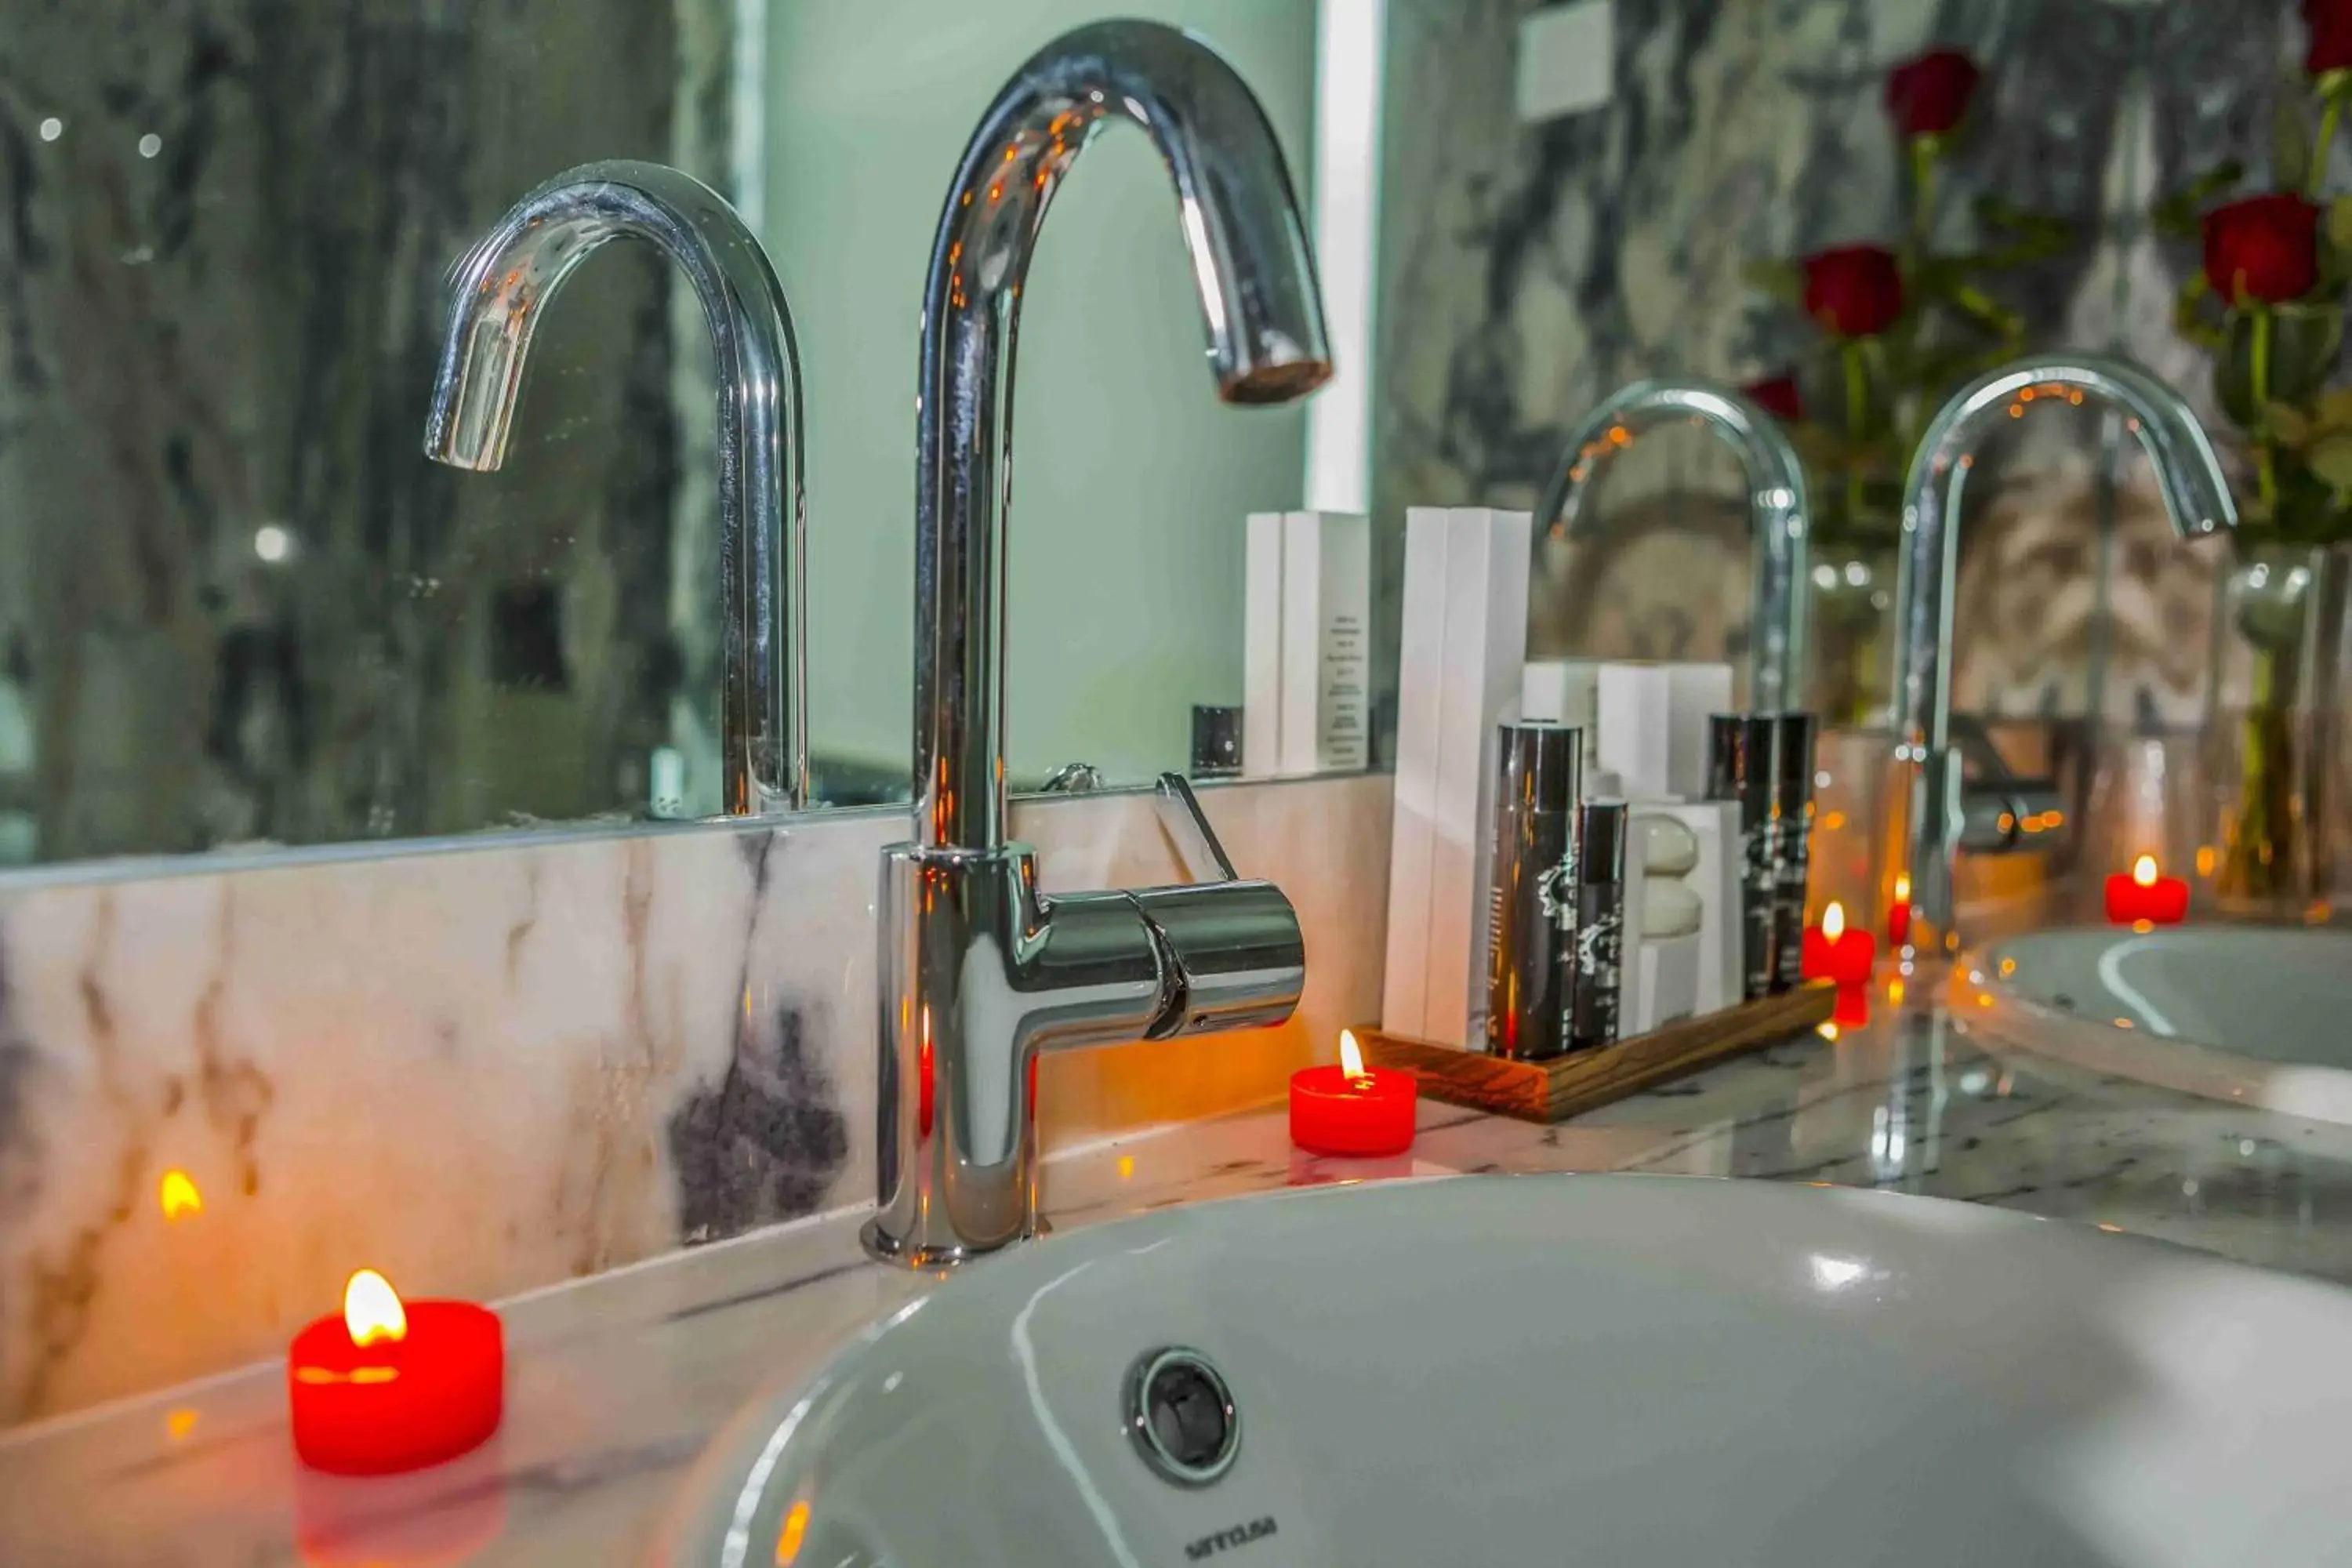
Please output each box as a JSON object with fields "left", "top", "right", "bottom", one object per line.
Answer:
{"left": 1533, "top": 379, "right": 1811, "bottom": 712}
{"left": 1889, "top": 354, "right": 2234, "bottom": 953}
{"left": 865, "top": 21, "right": 1330, "bottom": 1268}
{"left": 424, "top": 160, "right": 807, "bottom": 813}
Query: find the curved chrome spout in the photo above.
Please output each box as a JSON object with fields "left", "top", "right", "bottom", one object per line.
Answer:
{"left": 424, "top": 160, "right": 807, "bottom": 813}
{"left": 913, "top": 19, "right": 1333, "bottom": 854}
{"left": 1534, "top": 379, "right": 1811, "bottom": 711}
{"left": 869, "top": 22, "right": 1327, "bottom": 1269}
{"left": 1891, "top": 354, "right": 2234, "bottom": 949}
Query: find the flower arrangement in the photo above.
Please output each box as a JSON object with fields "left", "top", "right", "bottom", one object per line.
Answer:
{"left": 1742, "top": 48, "right": 2074, "bottom": 554}
{"left": 2155, "top": 2, "right": 2352, "bottom": 903}
{"left": 2156, "top": 0, "right": 2352, "bottom": 546}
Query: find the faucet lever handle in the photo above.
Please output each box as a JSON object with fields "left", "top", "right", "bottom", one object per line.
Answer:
{"left": 1155, "top": 773, "right": 1239, "bottom": 883}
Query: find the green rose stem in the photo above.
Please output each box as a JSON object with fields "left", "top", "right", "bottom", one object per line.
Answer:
{"left": 2250, "top": 303, "right": 2280, "bottom": 517}
{"left": 2228, "top": 301, "right": 2296, "bottom": 902}
{"left": 2312, "top": 92, "right": 2344, "bottom": 198}
{"left": 1909, "top": 137, "right": 1938, "bottom": 248}
{"left": 1842, "top": 338, "right": 1870, "bottom": 528}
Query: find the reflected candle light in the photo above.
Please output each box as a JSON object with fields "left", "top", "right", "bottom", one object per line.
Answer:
{"left": 2104, "top": 854, "right": 2188, "bottom": 927}
{"left": 1802, "top": 901, "right": 1875, "bottom": 989}
{"left": 1289, "top": 1031, "right": 1417, "bottom": 1157}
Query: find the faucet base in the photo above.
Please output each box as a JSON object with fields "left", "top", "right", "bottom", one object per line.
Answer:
{"left": 861, "top": 1214, "right": 1049, "bottom": 1272}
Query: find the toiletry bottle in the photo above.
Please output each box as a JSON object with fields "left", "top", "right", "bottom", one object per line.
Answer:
{"left": 1192, "top": 704, "right": 1243, "bottom": 779}
{"left": 1485, "top": 721, "right": 1580, "bottom": 1060}
{"left": 1770, "top": 712, "right": 1818, "bottom": 993}
{"left": 1707, "top": 714, "right": 1778, "bottom": 1000}
{"left": 1570, "top": 800, "right": 1627, "bottom": 1050}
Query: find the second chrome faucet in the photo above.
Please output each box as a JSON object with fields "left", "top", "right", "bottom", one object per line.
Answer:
{"left": 865, "top": 20, "right": 1332, "bottom": 1267}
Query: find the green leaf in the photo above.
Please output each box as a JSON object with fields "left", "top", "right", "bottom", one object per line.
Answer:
{"left": 2329, "top": 198, "right": 2352, "bottom": 253}
{"left": 2267, "top": 401, "right": 2316, "bottom": 446}
{"left": 2152, "top": 159, "right": 2251, "bottom": 238}
{"left": 2318, "top": 385, "right": 2352, "bottom": 426}
{"left": 2308, "top": 432, "right": 2352, "bottom": 492}
{"left": 1742, "top": 257, "right": 1805, "bottom": 305}
{"left": 2278, "top": 86, "right": 2314, "bottom": 191}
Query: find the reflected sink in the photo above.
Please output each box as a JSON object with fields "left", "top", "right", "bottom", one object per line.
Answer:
{"left": 652, "top": 1176, "right": 2352, "bottom": 1566}
{"left": 1980, "top": 926, "right": 2352, "bottom": 1123}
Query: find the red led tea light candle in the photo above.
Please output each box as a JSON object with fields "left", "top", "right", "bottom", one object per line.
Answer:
{"left": 2105, "top": 854, "right": 2188, "bottom": 927}
{"left": 1886, "top": 873, "right": 1913, "bottom": 948}
{"left": 1801, "top": 900, "right": 1875, "bottom": 989}
{"left": 1290, "top": 1031, "right": 1417, "bottom": 1157}
{"left": 289, "top": 1269, "right": 503, "bottom": 1475}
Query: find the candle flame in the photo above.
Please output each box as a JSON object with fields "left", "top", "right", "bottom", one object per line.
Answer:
{"left": 158, "top": 1169, "right": 202, "bottom": 1221}
{"left": 2132, "top": 854, "right": 2159, "bottom": 888}
{"left": 343, "top": 1269, "right": 408, "bottom": 1348}
{"left": 1338, "top": 1029, "right": 1367, "bottom": 1079}
{"left": 1893, "top": 872, "right": 1911, "bottom": 902}
{"left": 1821, "top": 901, "right": 1846, "bottom": 942}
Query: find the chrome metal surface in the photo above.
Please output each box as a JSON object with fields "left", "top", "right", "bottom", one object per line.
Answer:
{"left": 1156, "top": 774, "right": 1237, "bottom": 882}
{"left": 1890, "top": 355, "right": 2234, "bottom": 952}
{"left": 865, "top": 777, "right": 1305, "bottom": 1265}
{"left": 1534, "top": 379, "right": 1811, "bottom": 712}
{"left": 1040, "top": 761, "right": 1107, "bottom": 794}
{"left": 1125, "top": 1347, "right": 1243, "bottom": 1487}
{"left": 910, "top": 19, "right": 1331, "bottom": 856}
{"left": 424, "top": 160, "right": 807, "bottom": 814}
{"left": 1947, "top": 714, "right": 2068, "bottom": 856}
{"left": 868, "top": 21, "right": 1326, "bottom": 1266}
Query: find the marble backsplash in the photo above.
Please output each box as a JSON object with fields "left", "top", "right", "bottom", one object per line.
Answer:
{"left": 0, "top": 771, "right": 1390, "bottom": 1427}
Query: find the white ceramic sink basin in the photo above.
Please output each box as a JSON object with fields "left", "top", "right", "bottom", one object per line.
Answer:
{"left": 1980, "top": 926, "right": 2352, "bottom": 1122}
{"left": 652, "top": 1175, "right": 2352, "bottom": 1566}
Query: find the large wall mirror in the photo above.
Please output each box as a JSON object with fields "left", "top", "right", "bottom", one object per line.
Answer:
{"left": 0, "top": 0, "right": 2328, "bottom": 880}
{"left": 0, "top": 0, "right": 1360, "bottom": 869}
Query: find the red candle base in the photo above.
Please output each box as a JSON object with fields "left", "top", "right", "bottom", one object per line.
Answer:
{"left": 1802, "top": 926, "right": 1875, "bottom": 988}
{"left": 1290, "top": 1064, "right": 1417, "bottom": 1157}
{"left": 289, "top": 1301, "right": 504, "bottom": 1475}
{"left": 2105, "top": 873, "right": 2189, "bottom": 926}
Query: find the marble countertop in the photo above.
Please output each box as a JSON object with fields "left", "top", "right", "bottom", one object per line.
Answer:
{"left": 9, "top": 971, "right": 2352, "bottom": 1566}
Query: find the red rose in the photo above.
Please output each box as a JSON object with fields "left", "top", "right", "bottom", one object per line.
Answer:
{"left": 2201, "top": 194, "right": 2321, "bottom": 306}
{"left": 1743, "top": 374, "right": 1805, "bottom": 423}
{"left": 1801, "top": 246, "right": 1905, "bottom": 338}
{"left": 1885, "top": 49, "right": 1981, "bottom": 139}
{"left": 2307, "top": 0, "right": 2352, "bottom": 74}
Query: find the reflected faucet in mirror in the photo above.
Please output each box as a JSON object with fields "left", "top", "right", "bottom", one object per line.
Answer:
{"left": 423, "top": 160, "right": 808, "bottom": 815}
{"left": 1532, "top": 379, "right": 1811, "bottom": 713}
{"left": 866, "top": 20, "right": 1331, "bottom": 1268}
{"left": 1889, "top": 354, "right": 2235, "bottom": 954}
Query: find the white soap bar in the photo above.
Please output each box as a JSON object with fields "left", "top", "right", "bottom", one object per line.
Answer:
{"left": 1665, "top": 663, "right": 1734, "bottom": 801}
{"left": 1279, "top": 511, "right": 1371, "bottom": 775}
{"left": 1425, "top": 506, "right": 1531, "bottom": 1047}
{"left": 1638, "top": 815, "right": 1699, "bottom": 877}
{"left": 1243, "top": 511, "right": 1287, "bottom": 779}
{"left": 1381, "top": 508, "right": 1452, "bottom": 1039}
{"left": 1632, "top": 801, "right": 1744, "bottom": 1015}
{"left": 1596, "top": 662, "right": 1675, "bottom": 800}
{"left": 1639, "top": 877, "right": 1702, "bottom": 938}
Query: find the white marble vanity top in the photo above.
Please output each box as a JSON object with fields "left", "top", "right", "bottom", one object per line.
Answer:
{"left": 8, "top": 971, "right": 2352, "bottom": 1566}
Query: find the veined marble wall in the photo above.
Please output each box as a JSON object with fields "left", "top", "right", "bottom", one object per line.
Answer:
{"left": 0, "top": 774, "right": 1389, "bottom": 1426}
{"left": 0, "top": 1, "right": 736, "bottom": 865}
{"left": 1375, "top": 0, "right": 2292, "bottom": 725}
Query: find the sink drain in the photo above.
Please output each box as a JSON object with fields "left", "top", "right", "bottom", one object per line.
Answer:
{"left": 1126, "top": 1348, "right": 1240, "bottom": 1486}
